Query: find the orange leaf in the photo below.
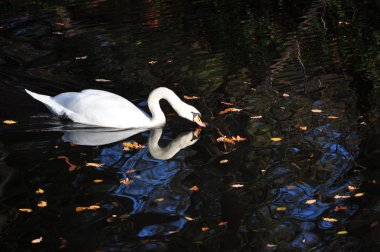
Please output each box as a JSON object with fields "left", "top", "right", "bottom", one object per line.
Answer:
{"left": 93, "top": 179, "right": 103, "bottom": 183}
{"left": 85, "top": 162, "right": 103, "bottom": 167}
{"left": 190, "top": 185, "right": 199, "bottom": 191}
{"left": 184, "top": 216, "right": 194, "bottom": 221}
{"left": 37, "top": 201, "right": 47, "bottom": 208}
{"left": 184, "top": 95, "right": 200, "bottom": 100}
{"left": 3, "top": 120, "right": 16, "bottom": 124}
{"left": 57, "top": 156, "right": 77, "bottom": 171}
{"left": 334, "top": 206, "right": 348, "bottom": 211}
{"left": 348, "top": 185, "right": 358, "bottom": 190}
{"left": 123, "top": 142, "right": 145, "bottom": 151}
{"left": 35, "top": 188, "right": 44, "bottom": 194}
{"left": 231, "top": 135, "right": 247, "bottom": 142}
{"left": 220, "top": 101, "right": 233, "bottom": 106}
{"left": 19, "top": 208, "right": 33, "bottom": 213}
{"left": 328, "top": 115, "right": 339, "bottom": 119}
{"left": 219, "top": 108, "right": 242, "bottom": 115}
{"left": 120, "top": 178, "right": 133, "bottom": 185}
{"left": 305, "top": 199, "right": 316, "bottom": 204}
{"left": 299, "top": 126, "right": 308, "bottom": 131}
{"left": 201, "top": 227, "right": 209, "bottom": 231}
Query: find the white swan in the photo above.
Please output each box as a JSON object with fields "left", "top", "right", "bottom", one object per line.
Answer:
{"left": 25, "top": 87, "right": 206, "bottom": 128}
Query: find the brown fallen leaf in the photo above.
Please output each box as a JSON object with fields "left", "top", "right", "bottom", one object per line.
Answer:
{"left": 219, "top": 107, "right": 242, "bottom": 115}
{"left": 3, "top": 120, "right": 16, "bottom": 124}
{"left": 348, "top": 185, "right": 359, "bottom": 190}
{"left": 85, "top": 162, "right": 103, "bottom": 167}
{"left": 148, "top": 60, "right": 157, "bottom": 65}
{"left": 184, "top": 95, "right": 200, "bottom": 100}
{"left": 184, "top": 216, "right": 194, "bottom": 221}
{"left": 327, "top": 115, "right": 339, "bottom": 119}
{"left": 231, "top": 135, "right": 248, "bottom": 142}
{"left": 299, "top": 126, "right": 308, "bottom": 131}
{"left": 37, "top": 201, "right": 47, "bottom": 208}
{"left": 76, "top": 205, "right": 100, "bottom": 212}
{"left": 31, "top": 236, "right": 43, "bottom": 244}
{"left": 190, "top": 185, "right": 199, "bottom": 191}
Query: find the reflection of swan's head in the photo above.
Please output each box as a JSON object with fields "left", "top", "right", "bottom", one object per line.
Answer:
{"left": 148, "top": 128, "right": 200, "bottom": 160}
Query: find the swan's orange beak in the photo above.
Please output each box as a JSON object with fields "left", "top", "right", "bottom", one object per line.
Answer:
{"left": 193, "top": 127, "right": 202, "bottom": 138}
{"left": 194, "top": 115, "right": 207, "bottom": 127}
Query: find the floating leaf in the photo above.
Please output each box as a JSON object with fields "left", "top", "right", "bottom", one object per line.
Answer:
{"left": 3, "top": 120, "right": 17, "bottom": 124}
{"left": 328, "top": 115, "right": 339, "bottom": 119}
{"left": 218, "top": 221, "right": 228, "bottom": 226}
{"left": 76, "top": 205, "right": 100, "bottom": 212}
{"left": 334, "top": 206, "right": 348, "bottom": 211}
{"left": 231, "top": 184, "right": 244, "bottom": 188}
{"left": 155, "top": 198, "right": 164, "bottom": 202}
{"left": 322, "top": 217, "right": 338, "bottom": 222}
{"left": 201, "top": 227, "right": 209, "bottom": 231}
{"left": 217, "top": 135, "right": 247, "bottom": 144}
{"left": 219, "top": 159, "right": 229, "bottom": 164}
{"left": 221, "top": 101, "right": 234, "bottom": 106}
{"left": 35, "top": 188, "right": 44, "bottom": 194}
{"left": 276, "top": 207, "right": 287, "bottom": 212}
{"left": 85, "top": 162, "right": 103, "bottom": 167}
{"left": 231, "top": 135, "right": 248, "bottom": 142}
{"left": 184, "top": 95, "right": 200, "bottom": 100}
{"left": 19, "top": 208, "right": 33, "bottom": 213}
{"left": 334, "top": 195, "right": 351, "bottom": 199}
{"left": 88, "top": 205, "right": 100, "bottom": 210}
{"left": 148, "top": 60, "right": 157, "bottom": 65}
{"left": 184, "top": 216, "right": 194, "bottom": 221}
{"left": 120, "top": 178, "right": 133, "bottom": 185}
{"left": 31, "top": 236, "right": 43, "bottom": 244}
{"left": 250, "top": 115, "right": 262, "bottom": 119}
{"left": 337, "top": 230, "right": 348, "bottom": 235}
{"left": 300, "top": 126, "right": 308, "bottom": 131}
{"left": 37, "top": 201, "right": 47, "bottom": 208}
{"left": 93, "top": 179, "right": 103, "bottom": 183}
{"left": 271, "top": 137, "right": 282, "bottom": 142}
{"left": 305, "top": 199, "right": 316, "bottom": 204}
{"left": 95, "top": 78, "right": 112, "bottom": 82}
{"left": 219, "top": 108, "right": 242, "bottom": 115}
{"left": 190, "top": 185, "right": 199, "bottom": 191}
{"left": 282, "top": 93, "right": 290, "bottom": 97}
{"left": 311, "top": 109, "right": 323, "bottom": 113}
{"left": 348, "top": 185, "right": 359, "bottom": 190}
{"left": 354, "top": 192, "right": 364, "bottom": 197}
{"left": 123, "top": 142, "right": 145, "bottom": 151}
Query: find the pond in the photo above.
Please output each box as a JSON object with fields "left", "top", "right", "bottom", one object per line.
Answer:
{"left": 1, "top": 0, "right": 380, "bottom": 251}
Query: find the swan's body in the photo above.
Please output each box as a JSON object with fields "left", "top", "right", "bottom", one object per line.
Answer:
{"left": 25, "top": 87, "right": 205, "bottom": 128}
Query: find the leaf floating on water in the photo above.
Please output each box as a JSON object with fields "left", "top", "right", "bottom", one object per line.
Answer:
{"left": 123, "top": 142, "right": 145, "bottom": 151}
{"left": 155, "top": 198, "right": 164, "bottom": 202}
{"left": 299, "top": 125, "right": 308, "bottom": 131}
{"left": 217, "top": 135, "right": 247, "bottom": 144}
{"left": 31, "top": 236, "right": 43, "bottom": 244}
{"left": 37, "top": 201, "right": 47, "bottom": 208}
{"left": 201, "top": 227, "right": 209, "bottom": 232}
{"left": 120, "top": 178, "right": 133, "bottom": 185}
{"left": 85, "top": 162, "right": 103, "bottom": 167}
{"left": 322, "top": 217, "right": 338, "bottom": 222}
{"left": 348, "top": 185, "right": 359, "bottom": 190}
{"left": 311, "top": 109, "right": 323, "bottom": 113}
{"left": 219, "top": 159, "right": 229, "bottom": 164}
{"left": 75, "top": 56, "right": 87, "bottom": 60}
{"left": 184, "top": 216, "right": 194, "bottom": 221}
{"left": 305, "top": 199, "right": 317, "bottom": 204}
{"left": 354, "top": 192, "right": 364, "bottom": 197}
{"left": 19, "top": 208, "right": 33, "bottom": 213}
{"left": 337, "top": 230, "right": 348, "bottom": 235}
{"left": 190, "top": 185, "right": 199, "bottom": 191}
{"left": 220, "top": 101, "right": 234, "bottom": 106}
{"left": 183, "top": 95, "right": 200, "bottom": 100}
{"left": 250, "top": 115, "right": 263, "bottom": 119}
{"left": 93, "top": 179, "right": 103, "bottom": 183}
{"left": 95, "top": 78, "right": 112, "bottom": 82}
{"left": 3, "top": 120, "right": 16, "bottom": 124}
{"left": 232, "top": 135, "right": 247, "bottom": 142}
{"left": 218, "top": 221, "right": 228, "bottom": 226}
{"left": 334, "top": 206, "right": 348, "bottom": 211}
{"left": 328, "top": 115, "right": 339, "bottom": 119}
{"left": 334, "top": 195, "right": 351, "bottom": 199}
{"left": 271, "top": 137, "right": 282, "bottom": 142}
{"left": 231, "top": 184, "right": 244, "bottom": 188}
{"left": 35, "top": 188, "right": 44, "bottom": 194}
{"left": 276, "top": 207, "right": 287, "bottom": 212}
{"left": 219, "top": 107, "right": 242, "bottom": 115}
{"left": 148, "top": 60, "right": 157, "bottom": 65}
{"left": 282, "top": 93, "right": 290, "bottom": 97}
{"left": 76, "top": 205, "right": 100, "bottom": 212}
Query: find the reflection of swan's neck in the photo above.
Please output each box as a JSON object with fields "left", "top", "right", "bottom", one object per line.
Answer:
{"left": 147, "top": 87, "right": 184, "bottom": 126}
{"left": 148, "top": 128, "right": 198, "bottom": 160}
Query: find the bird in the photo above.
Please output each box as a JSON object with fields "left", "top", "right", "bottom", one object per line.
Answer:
{"left": 25, "top": 87, "right": 206, "bottom": 128}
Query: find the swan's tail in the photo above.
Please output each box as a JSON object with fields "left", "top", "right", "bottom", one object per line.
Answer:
{"left": 25, "top": 89, "right": 73, "bottom": 116}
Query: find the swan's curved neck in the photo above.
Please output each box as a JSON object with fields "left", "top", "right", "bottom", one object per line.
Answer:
{"left": 147, "top": 87, "right": 183, "bottom": 126}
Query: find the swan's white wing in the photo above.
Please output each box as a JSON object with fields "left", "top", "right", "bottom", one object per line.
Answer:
{"left": 53, "top": 90, "right": 151, "bottom": 128}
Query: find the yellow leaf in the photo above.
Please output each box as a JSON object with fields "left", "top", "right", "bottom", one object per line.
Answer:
{"left": 337, "top": 230, "right": 348, "bottom": 235}
{"left": 93, "top": 179, "right": 103, "bottom": 183}
{"left": 354, "top": 192, "right": 364, "bottom": 197}
{"left": 328, "top": 115, "right": 339, "bottom": 119}
{"left": 231, "top": 184, "right": 244, "bottom": 188}
{"left": 276, "top": 207, "right": 287, "bottom": 212}
{"left": 155, "top": 198, "right": 164, "bottom": 202}
{"left": 184, "top": 95, "right": 200, "bottom": 100}
{"left": 322, "top": 217, "right": 338, "bottom": 222}
{"left": 85, "top": 162, "right": 103, "bottom": 167}
{"left": 219, "top": 159, "right": 229, "bottom": 164}
{"left": 271, "top": 137, "right": 282, "bottom": 142}
{"left": 305, "top": 199, "right": 316, "bottom": 204}
{"left": 123, "top": 141, "right": 145, "bottom": 151}
{"left": 218, "top": 108, "right": 242, "bottom": 115}
{"left": 37, "top": 201, "right": 47, "bottom": 208}
{"left": 311, "top": 109, "right": 323, "bottom": 113}
{"left": 87, "top": 205, "right": 100, "bottom": 210}
{"left": 190, "top": 185, "right": 199, "bottom": 191}
{"left": 31, "top": 236, "right": 43, "bottom": 244}
{"left": 3, "top": 120, "right": 17, "bottom": 124}
{"left": 35, "top": 188, "right": 44, "bottom": 194}
{"left": 19, "top": 208, "right": 33, "bottom": 213}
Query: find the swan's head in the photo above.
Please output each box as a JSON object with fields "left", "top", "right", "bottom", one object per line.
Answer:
{"left": 178, "top": 103, "right": 207, "bottom": 127}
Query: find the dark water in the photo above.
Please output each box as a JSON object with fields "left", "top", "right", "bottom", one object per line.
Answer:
{"left": 1, "top": 0, "right": 380, "bottom": 251}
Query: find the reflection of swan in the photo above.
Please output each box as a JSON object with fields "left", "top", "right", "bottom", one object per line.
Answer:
{"left": 62, "top": 128, "right": 201, "bottom": 160}
{"left": 148, "top": 128, "right": 200, "bottom": 160}
{"left": 25, "top": 87, "right": 206, "bottom": 128}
